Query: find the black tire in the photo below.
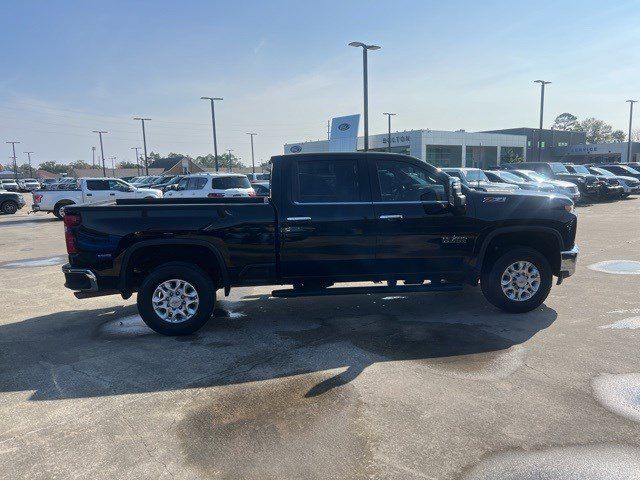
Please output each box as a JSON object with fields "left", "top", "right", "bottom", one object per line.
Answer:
{"left": 137, "top": 262, "right": 216, "bottom": 335}
{"left": 1, "top": 201, "right": 18, "bottom": 215}
{"left": 480, "top": 248, "right": 552, "bottom": 313}
{"left": 53, "top": 201, "right": 74, "bottom": 220}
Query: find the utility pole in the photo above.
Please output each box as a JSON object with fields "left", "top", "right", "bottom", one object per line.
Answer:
{"left": 24, "top": 151, "right": 34, "bottom": 177}
{"left": 534, "top": 80, "right": 551, "bottom": 162}
{"left": 382, "top": 113, "right": 397, "bottom": 152}
{"left": 201, "top": 97, "right": 223, "bottom": 172}
{"left": 91, "top": 146, "right": 96, "bottom": 168}
{"left": 227, "top": 149, "right": 233, "bottom": 173}
{"left": 5, "top": 141, "right": 20, "bottom": 180}
{"left": 626, "top": 100, "right": 637, "bottom": 163}
{"left": 133, "top": 117, "right": 151, "bottom": 175}
{"left": 131, "top": 147, "right": 141, "bottom": 175}
{"left": 92, "top": 131, "right": 108, "bottom": 177}
{"left": 349, "top": 42, "right": 381, "bottom": 151}
{"left": 246, "top": 133, "right": 257, "bottom": 174}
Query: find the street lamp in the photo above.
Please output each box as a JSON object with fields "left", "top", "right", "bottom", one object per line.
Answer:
{"left": 131, "top": 147, "right": 141, "bottom": 175}
{"left": 382, "top": 113, "right": 396, "bottom": 152}
{"left": 626, "top": 100, "right": 637, "bottom": 163}
{"left": 133, "top": 117, "right": 151, "bottom": 175}
{"left": 24, "top": 151, "right": 34, "bottom": 177}
{"left": 533, "top": 80, "right": 551, "bottom": 162}
{"left": 349, "top": 41, "right": 381, "bottom": 151}
{"left": 92, "top": 131, "right": 108, "bottom": 177}
{"left": 201, "top": 97, "right": 223, "bottom": 172}
{"left": 246, "top": 132, "right": 257, "bottom": 174}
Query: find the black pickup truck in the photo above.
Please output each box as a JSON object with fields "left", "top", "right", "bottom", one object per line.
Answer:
{"left": 62, "top": 152, "right": 579, "bottom": 335}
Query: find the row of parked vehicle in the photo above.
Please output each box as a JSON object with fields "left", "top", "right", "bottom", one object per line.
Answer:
{"left": 0, "top": 178, "right": 42, "bottom": 192}
{"left": 443, "top": 161, "right": 640, "bottom": 203}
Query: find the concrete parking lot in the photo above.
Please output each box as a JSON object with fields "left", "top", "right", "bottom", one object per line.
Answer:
{"left": 1, "top": 194, "right": 640, "bottom": 479}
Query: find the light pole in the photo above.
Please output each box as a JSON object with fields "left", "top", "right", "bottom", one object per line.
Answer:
{"left": 24, "top": 151, "right": 34, "bottom": 177}
{"left": 131, "top": 147, "right": 141, "bottom": 175}
{"left": 382, "top": 113, "right": 396, "bottom": 152}
{"left": 201, "top": 97, "right": 223, "bottom": 172}
{"left": 91, "top": 146, "right": 96, "bottom": 168}
{"left": 349, "top": 42, "right": 381, "bottom": 151}
{"left": 92, "top": 130, "right": 108, "bottom": 177}
{"left": 133, "top": 117, "right": 151, "bottom": 175}
{"left": 6, "top": 141, "right": 20, "bottom": 180}
{"left": 626, "top": 100, "right": 637, "bottom": 163}
{"left": 534, "top": 80, "right": 551, "bottom": 162}
{"left": 246, "top": 132, "right": 257, "bottom": 174}
{"left": 226, "top": 149, "right": 233, "bottom": 173}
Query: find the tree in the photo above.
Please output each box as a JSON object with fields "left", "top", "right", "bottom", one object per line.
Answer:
{"left": 579, "top": 117, "right": 614, "bottom": 144}
{"left": 117, "top": 161, "right": 139, "bottom": 169}
{"left": 611, "top": 130, "right": 626, "bottom": 142}
{"left": 631, "top": 129, "right": 640, "bottom": 142}
{"left": 552, "top": 113, "right": 580, "bottom": 131}
{"left": 38, "top": 161, "right": 73, "bottom": 174}
{"left": 69, "top": 160, "right": 96, "bottom": 170}
{"left": 195, "top": 153, "right": 244, "bottom": 169}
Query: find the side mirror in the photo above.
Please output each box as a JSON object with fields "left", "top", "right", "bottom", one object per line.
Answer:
{"left": 448, "top": 177, "right": 466, "bottom": 212}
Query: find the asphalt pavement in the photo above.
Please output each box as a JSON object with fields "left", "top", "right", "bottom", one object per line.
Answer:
{"left": 1, "top": 193, "right": 640, "bottom": 479}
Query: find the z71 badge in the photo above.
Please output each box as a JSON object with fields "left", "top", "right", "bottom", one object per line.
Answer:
{"left": 483, "top": 196, "right": 507, "bottom": 203}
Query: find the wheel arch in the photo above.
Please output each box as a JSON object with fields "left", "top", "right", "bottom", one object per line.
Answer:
{"left": 118, "top": 239, "right": 230, "bottom": 298}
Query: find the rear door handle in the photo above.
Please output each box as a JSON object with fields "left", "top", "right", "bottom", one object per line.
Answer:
{"left": 380, "top": 214, "right": 403, "bottom": 220}
{"left": 86, "top": 193, "right": 92, "bottom": 197}
{"left": 109, "top": 193, "right": 115, "bottom": 196}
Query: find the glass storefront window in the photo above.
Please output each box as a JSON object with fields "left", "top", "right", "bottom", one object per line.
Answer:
{"left": 500, "top": 147, "right": 525, "bottom": 164}
{"left": 466, "top": 146, "right": 497, "bottom": 169}
{"left": 425, "top": 145, "right": 462, "bottom": 167}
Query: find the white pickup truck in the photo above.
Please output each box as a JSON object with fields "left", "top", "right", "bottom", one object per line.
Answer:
{"left": 32, "top": 177, "right": 163, "bottom": 218}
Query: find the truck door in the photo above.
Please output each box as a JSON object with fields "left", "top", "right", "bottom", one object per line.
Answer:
{"left": 370, "top": 158, "right": 475, "bottom": 278}
{"left": 84, "top": 179, "right": 111, "bottom": 203}
{"left": 279, "top": 156, "right": 376, "bottom": 279}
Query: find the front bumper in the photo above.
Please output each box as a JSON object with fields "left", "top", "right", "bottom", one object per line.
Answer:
{"left": 62, "top": 264, "right": 98, "bottom": 292}
{"left": 559, "top": 244, "right": 579, "bottom": 279}
{"left": 603, "top": 185, "right": 624, "bottom": 197}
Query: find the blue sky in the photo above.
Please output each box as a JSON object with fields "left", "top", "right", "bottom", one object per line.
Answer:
{"left": 2, "top": 0, "right": 640, "bottom": 167}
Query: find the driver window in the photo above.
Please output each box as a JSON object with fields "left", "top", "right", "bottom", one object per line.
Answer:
{"left": 376, "top": 160, "right": 444, "bottom": 202}
{"left": 108, "top": 180, "right": 129, "bottom": 191}
{"left": 177, "top": 177, "right": 190, "bottom": 190}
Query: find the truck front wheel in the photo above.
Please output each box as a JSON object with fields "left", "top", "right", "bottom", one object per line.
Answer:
{"left": 480, "top": 248, "right": 553, "bottom": 313}
{"left": 137, "top": 262, "right": 216, "bottom": 335}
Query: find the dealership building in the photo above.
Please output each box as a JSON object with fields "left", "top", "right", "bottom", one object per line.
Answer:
{"left": 284, "top": 129, "right": 527, "bottom": 169}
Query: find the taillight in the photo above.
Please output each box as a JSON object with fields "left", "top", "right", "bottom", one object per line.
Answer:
{"left": 33, "top": 194, "right": 43, "bottom": 204}
{"left": 63, "top": 213, "right": 81, "bottom": 254}
{"left": 248, "top": 189, "right": 257, "bottom": 197}
{"left": 207, "top": 193, "right": 224, "bottom": 198}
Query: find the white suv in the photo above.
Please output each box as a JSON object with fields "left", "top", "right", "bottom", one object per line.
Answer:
{"left": 164, "top": 173, "right": 256, "bottom": 198}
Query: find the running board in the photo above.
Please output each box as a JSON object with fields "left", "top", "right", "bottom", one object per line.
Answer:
{"left": 271, "top": 283, "right": 463, "bottom": 298}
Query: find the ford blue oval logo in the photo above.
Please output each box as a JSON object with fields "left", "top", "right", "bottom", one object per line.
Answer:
{"left": 290, "top": 145, "right": 302, "bottom": 153}
{"left": 338, "top": 123, "right": 350, "bottom": 131}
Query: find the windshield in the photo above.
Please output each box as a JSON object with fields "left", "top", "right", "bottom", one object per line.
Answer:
{"left": 550, "top": 163, "right": 570, "bottom": 174}
{"left": 620, "top": 165, "right": 640, "bottom": 174}
{"left": 571, "top": 165, "right": 591, "bottom": 174}
{"left": 211, "top": 176, "right": 252, "bottom": 189}
{"left": 139, "top": 176, "right": 161, "bottom": 186}
{"left": 463, "top": 169, "right": 490, "bottom": 183}
{"left": 591, "top": 167, "right": 614, "bottom": 177}
{"left": 496, "top": 171, "right": 525, "bottom": 183}
{"left": 520, "top": 170, "right": 546, "bottom": 182}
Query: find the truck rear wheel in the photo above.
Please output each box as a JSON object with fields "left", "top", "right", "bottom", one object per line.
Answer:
{"left": 480, "top": 248, "right": 552, "bottom": 313}
{"left": 137, "top": 262, "right": 216, "bottom": 335}
{"left": 53, "top": 201, "right": 74, "bottom": 219}
{"left": 1, "top": 201, "right": 18, "bottom": 214}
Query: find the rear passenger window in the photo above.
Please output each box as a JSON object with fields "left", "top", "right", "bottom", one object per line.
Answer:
{"left": 211, "top": 176, "right": 252, "bottom": 189}
{"left": 189, "top": 177, "right": 207, "bottom": 190}
{"left": 86, "top": 180, "right": 109, "bottom": 191}
{"left": 295, "top": 159, "right": 360, "bottom": 203}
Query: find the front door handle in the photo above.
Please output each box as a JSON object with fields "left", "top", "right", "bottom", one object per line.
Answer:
{"left": 380, "top": 214, "right": 403, "bottom": 220}
{"left": 86, "top": 193, "right": 92, "bottom": 197}
{"left": 286, "top": 217, "right": 311, "bottom": 222}
{"left": 109, "top": 193, "right": 115, "bottom": 196}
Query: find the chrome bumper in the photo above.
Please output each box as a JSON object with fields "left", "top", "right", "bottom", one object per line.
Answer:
{"left": 560, "top": 244, "right": 579, "bottom": 278}
{"left": 62, "top": 264, "right": 98, "bottom": 292}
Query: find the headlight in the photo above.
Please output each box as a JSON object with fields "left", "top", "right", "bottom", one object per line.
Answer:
{"left": 564, "top": 203, "right": 575, "bottom": 213}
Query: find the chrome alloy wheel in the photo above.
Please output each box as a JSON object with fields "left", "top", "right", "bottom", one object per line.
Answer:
{"left": 151, "top": 279, "right": 199, "bottom": 323}
{"left": 500, "top": 261, "right": 541, "bottom": 302}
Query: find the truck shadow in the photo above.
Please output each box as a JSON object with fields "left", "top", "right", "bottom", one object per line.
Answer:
{"left": 0, "top": 287, "right": 557, "bottom": 401}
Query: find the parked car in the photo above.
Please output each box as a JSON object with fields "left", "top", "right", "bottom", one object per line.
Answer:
{"left": 61, "top": 152, "right": 578, "bottom": 336}
{"left": 587, "top": 166, "right": 640, "bottom": 197}
{"left": 483, "top": 170, "right": 555, "bottom": 192}
{"left": 246, "top": 172, "right": 271, "bottom": 183}
{"left": 508, "top": 170, "right": 581, "bottom": 202}
{"left": 564, "top": 164, "right": 624, "bottom": 199}
{"left": 0, "top": 179, "right": 19, "bottom": 192}
{"left": 0, "top": 189, "right": 26, "bottom": 214}
{"left": 150, "top": 175, "right": 183, "bottom": 192}
{"left": 598, "top": 164, "right": 640, "bottom": 181}
{"left": 252, "top": 181, "right": 270, "bottom": 197}
{"left": 442, "top": 168, "right": 519, "bottom": 192}
{"left": 40, "top": 179, "right": 60, "bottom": 190}
{"left": 134, "top": 175, "right": 163, "bottom": 187}
{"left": 17, "top": 178, "right": 41, "bottom": 192}
{"left": 164, "top": 173, "right": 256, "bottom": 198}
{"left": 52, "top": 178, "right": 78, "bottom": 190}
{"left": 504, "top": 162, "right": 603, "bottom": 199}
{"left": 32, "top": 178, "right": 163, "bottom": 219}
